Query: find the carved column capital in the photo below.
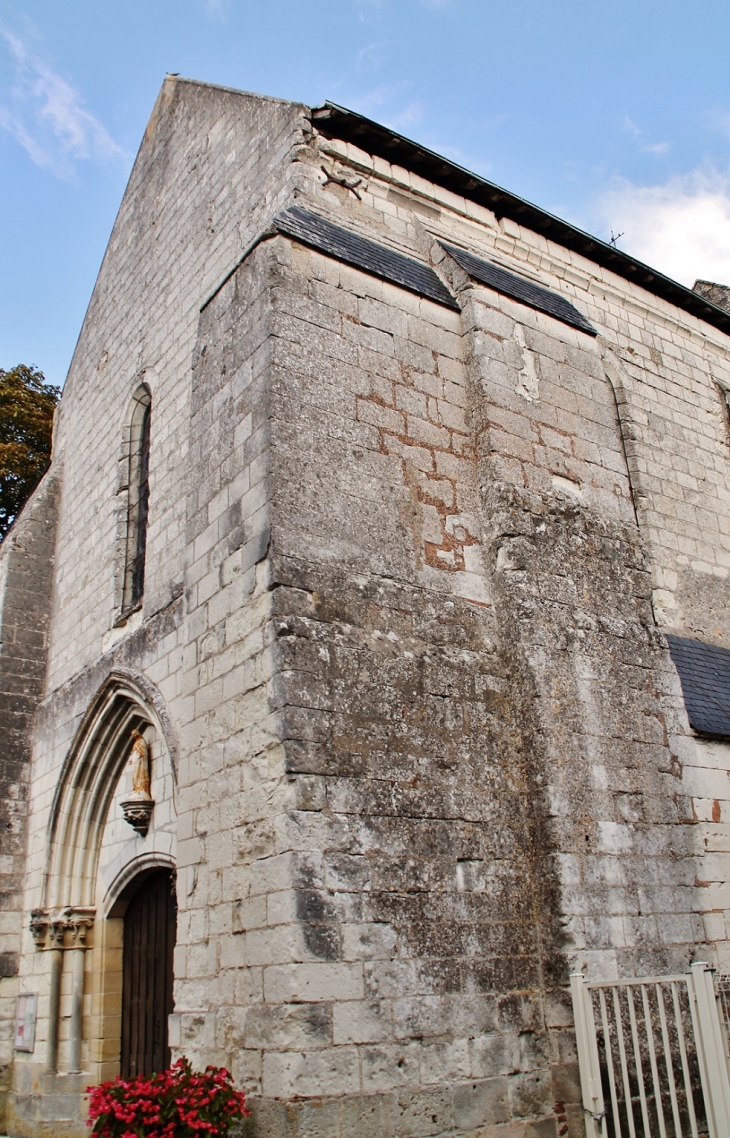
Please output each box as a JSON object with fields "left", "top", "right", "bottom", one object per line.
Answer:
{"left": 47, "top": 920, "right": 66, "bottom": 951}
{"left": 68, "top": 912, "right": 94, "bottom": 949}
{"left": 29, "top": 907, "right": 95, "bottom": 950}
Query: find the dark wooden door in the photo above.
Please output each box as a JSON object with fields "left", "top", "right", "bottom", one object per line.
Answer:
{"left": 120, "top": 869, "right": 176, "bottom": 1078}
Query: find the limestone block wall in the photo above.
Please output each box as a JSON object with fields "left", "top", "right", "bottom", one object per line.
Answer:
{"left": 6, "top": 81, "right": 310, "bottom": 1135}
{"left": 4, "top": 80, "right": 730, "bottom": 1138}
{"left": 303, "top": 132, "right": 730, "bottom": 977}
{"left": 189, "top": 222, "right": 700, "bottom": 1137}
{"left": 228, "top": 232, "right": 568, "bottom": 1134}
{"left": 150, "top": 227, "right": 564, "bottom": 1133}
{"left": 45, "top": 77, "right": 310, "bottom": 694}
{"left": 0, "top": 475, "right": 59, "bottom": 1128}
{"left": 165, "top": 142, "right": 730, "bottom": 1130}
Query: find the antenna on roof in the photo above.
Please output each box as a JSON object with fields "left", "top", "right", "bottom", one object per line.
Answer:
{"left": 609, "top": 230, "right": 624, "bottom": 248}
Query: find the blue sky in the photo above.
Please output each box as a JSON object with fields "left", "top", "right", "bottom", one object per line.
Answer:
{"left": 3, "top": 0, "right": 730, "bottom": 386}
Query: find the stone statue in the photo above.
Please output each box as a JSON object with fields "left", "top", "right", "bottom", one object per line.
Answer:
{"left": 121, "top": 728, "right": 154, "bottom": 834}
{"left": 128, "top": 729, "right": 151, "bottom": 798}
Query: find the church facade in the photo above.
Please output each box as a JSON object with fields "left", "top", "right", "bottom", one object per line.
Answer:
{"left": 1, "top": 76, "right": 730, "bottom": 1136}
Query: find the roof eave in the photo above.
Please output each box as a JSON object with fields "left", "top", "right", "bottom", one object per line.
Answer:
{"left": 312, "top": 101, "right": 730, "bottom": 340}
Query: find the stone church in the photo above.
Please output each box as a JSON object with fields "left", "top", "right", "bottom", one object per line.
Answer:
{"left": 1, "top": 75, "right": 730, "bottom": 1136}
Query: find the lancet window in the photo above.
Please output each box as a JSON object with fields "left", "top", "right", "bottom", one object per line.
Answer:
{"left": 122, "top": 386, "right": 152, "bottom": 614}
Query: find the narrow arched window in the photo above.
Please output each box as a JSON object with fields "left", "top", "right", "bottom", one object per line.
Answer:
{"left": 122, "top": 386, "right": 152, "bottom": 613}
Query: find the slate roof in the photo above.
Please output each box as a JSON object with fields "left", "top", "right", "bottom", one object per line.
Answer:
{"left": 274, "top": 206, "right": 459, "bottom": 310}
{"left": 667, "top": 635, "right": 730, "bottom": 739}
{"left": 441, "top": 242, "right": 596, "bottom": 335}
{"left": 313, "top": 101, "right": 730, "bottom": 341}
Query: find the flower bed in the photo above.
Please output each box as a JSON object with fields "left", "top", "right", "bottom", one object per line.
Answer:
{"left": 87, "top": 1057, "right": 248, "bottom": 1137}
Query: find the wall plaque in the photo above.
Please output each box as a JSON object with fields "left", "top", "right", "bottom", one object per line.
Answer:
{"left": 14, "top": 993, "right": 37, "bottom": 1052}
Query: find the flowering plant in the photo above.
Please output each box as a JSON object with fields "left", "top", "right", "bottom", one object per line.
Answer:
{"left": 87, "top": 1057, "right": 248, "bottom": 1137}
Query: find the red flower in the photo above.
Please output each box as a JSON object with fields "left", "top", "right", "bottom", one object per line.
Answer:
{"left": 86, "top": 1058, "right": 248, "bottom": 1138}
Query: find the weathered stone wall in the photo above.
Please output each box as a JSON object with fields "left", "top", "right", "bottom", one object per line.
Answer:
{"left": 303, "top": 133, "right": 730, "bottom": 984}
{"left": 0, "top": 475, "right": 59, "bottom": 1128}
{"left": 45, "top": 77, "right": 310, "bottom": 694}
{"left": 259, "top": 235, "right": 564, "bottom": 1131}
{"left": 4, "top": 79, "right": 730, "bottom": 1138}
{"left": 191, "top": 228, "right": 701, "bottom": 1136}
{"left": 5, "top": 80, "right": 309, "bottom": 1135}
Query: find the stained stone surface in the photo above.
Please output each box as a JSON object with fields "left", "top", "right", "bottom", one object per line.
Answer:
{"left": 1, "top": 77, "right": 730, "bottom": 1138}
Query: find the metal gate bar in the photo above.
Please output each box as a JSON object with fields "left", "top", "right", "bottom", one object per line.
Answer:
{"left": 571, "top": 963, "right": 730, "bottom": 1138}
{"left": 641, "top": 984, "right": 666, "bottom": 1138}
{"left": 671, "top": 980, "right": 699, "bottom": 1138}
{"left": 599, "top": 988, "right": 622, "bottom": 1137}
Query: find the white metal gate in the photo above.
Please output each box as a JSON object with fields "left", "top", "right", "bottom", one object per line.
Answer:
{"left": 571, "top": 963, "right": 730, "bottom": 1138}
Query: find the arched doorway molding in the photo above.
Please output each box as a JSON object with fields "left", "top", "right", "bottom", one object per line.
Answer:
{"left": 31, "top": 668, "right": 178, "bottom": 1078}
{"left": 104, "top": 851, "right": 177, "bottom": 918}
{"left": 43, "top": 667, "right": 178, "bottom": 913}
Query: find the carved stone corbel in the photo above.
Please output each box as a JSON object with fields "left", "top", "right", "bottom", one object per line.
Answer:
{"left": 30, "top": 908, "right": 49, "bottom": 949}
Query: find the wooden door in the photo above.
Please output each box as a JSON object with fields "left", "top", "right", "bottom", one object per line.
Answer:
{"left": 120, "top": 869, "right": 176, "bottom": 1078}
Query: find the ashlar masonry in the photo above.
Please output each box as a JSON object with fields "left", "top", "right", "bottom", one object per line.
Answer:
{"left": 1, "top": 76, "right": 730, "bottom": 1137}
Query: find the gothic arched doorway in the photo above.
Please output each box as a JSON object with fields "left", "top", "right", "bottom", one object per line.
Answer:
{"left": 120, "top": 868, "right": 177, "bottom": 1078}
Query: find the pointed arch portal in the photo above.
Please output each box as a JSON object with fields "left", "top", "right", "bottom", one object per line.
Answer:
{"left": 32, "top": 670, "right": 177, "bottom": 1079}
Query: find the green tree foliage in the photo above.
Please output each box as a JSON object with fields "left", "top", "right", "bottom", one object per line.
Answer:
{"left": 0, "top": 365, "right": 60, "bottom": 541}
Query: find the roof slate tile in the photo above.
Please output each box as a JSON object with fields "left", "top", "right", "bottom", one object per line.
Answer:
{"left": 667, "top": 635, "right": 730, "bottom": 739}
{"left": 441, "top": 242, "right": 597, "bottom": 336}
{"left": 274, "top": 207, "right": 459, "bottom": 311}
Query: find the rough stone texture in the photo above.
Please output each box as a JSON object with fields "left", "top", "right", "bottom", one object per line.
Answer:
{"left": 693, "top": 278, "right": 730, "bottom": 314}
{"left": 0, "top": 474, "right": 59, "bottom": 1129}
{"left": 4, "top": 78, "right": 309, "bottom": 1135}
{"left": 2, "top": 78, "right": 730, "bottom": 1137}
{"left": 46, "top": 77, "right": 310, "bottom": 694}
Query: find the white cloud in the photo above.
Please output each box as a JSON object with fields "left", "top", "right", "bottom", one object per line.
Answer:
{"left": 622, "top": 114, "right": 670, "bottom": 157}
{"left": 388, "top": 100, "right": 423, "bottom": 131}
{"left": 0, "top": 30, "right": 127, "bottom": 179}
{"left": 356, "top": 41, "right": 389, "bottom": 72}
{"left": 348, "top": 82, "right": 423, "bottom": 134}
{"left": 203, "top": 0, "right": 230, "bottom": 21}
{"left": 592, "top": 170, "right": 730, "bottom": 287}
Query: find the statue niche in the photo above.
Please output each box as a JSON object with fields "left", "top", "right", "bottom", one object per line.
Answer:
{"left": 120, "top": 729, "right": 155, "bottom": 835}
